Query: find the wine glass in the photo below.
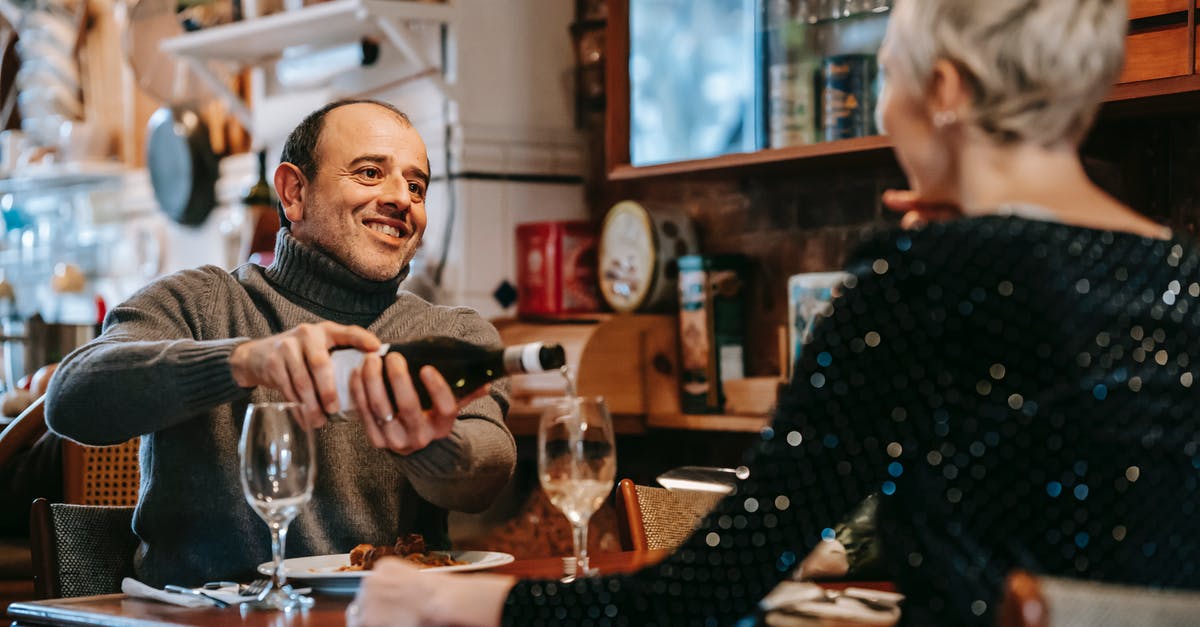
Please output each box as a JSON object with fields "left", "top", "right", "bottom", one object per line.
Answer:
{"left": 538, "top": 396, "right": 616, "bottom": 581}
{"left": 238, "top": 402, "right": 317, "bottom": 611}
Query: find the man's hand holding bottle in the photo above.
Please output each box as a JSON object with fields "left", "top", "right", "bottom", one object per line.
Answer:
{"left": 228, "top": 321, "right": 487, "bottom": 455}
{"left": 346, "top": 351, "right": 491, "bottom": 455}
{"left": 230, "top": 324, "right": 565, "bottom": 455}
{"left": 230, "top": 321, "right": 378, "bottom": 428}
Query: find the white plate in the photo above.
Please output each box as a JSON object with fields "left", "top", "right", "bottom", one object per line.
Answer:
{"left": 259, "top": 551, "right": 516, "bottom": 595}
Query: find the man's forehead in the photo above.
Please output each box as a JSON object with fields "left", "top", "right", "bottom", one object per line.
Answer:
{"left": 316, "top": 104, "right": 427, "bottom": 164}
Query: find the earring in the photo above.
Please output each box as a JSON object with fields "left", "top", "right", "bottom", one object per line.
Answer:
{"left": 932, "top": 110, "right": 958, "bottom": 128}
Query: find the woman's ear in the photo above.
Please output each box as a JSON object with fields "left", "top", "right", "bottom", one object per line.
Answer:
{"left": 274, "top": 162, "right": 306, "bottom": 225}
{"left": 927, "top": 59, "right": 970, "bottom": 124}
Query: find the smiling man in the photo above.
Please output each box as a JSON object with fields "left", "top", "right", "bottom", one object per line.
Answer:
{"left": 44, "top": 99, "right": 517, "bottom": 587}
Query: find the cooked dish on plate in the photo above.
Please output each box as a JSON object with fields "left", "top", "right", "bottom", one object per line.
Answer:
{"left": 339, "top": 534, "right": 466, "bottom": 571}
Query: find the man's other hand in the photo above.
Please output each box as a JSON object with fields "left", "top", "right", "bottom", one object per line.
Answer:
{"left": 229, "top": 322, "right": 382, "bottom": 428}
{"left": 347, "top": 352, "right": 492, "bottom": 455}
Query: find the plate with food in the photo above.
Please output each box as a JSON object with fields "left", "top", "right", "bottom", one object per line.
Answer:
{"left": 260, "top": 535, "right": 515, "bottom": 595}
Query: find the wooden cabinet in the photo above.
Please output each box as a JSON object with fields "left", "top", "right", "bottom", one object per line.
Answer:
{"left": 1122, "top": 24, "right": 1191, "bottom": 83}
{"left": 606, "top": 0, "right": 1200, "bottom": 181}
{"left": 1128, "top": 0, "right": 1188, "bottom": 20}
{"left": 1121, "top": 0, "right": 1195, "bottom": 83}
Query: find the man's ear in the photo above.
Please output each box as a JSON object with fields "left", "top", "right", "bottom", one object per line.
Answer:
{"left": 274, "top": 162, "right": 307, "bottom": 225}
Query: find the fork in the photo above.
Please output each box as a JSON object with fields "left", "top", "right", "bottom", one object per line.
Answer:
{"left": 163, "top": 585, "right": 231, "bottom": 608}
{"left": 241, "top": 578, "right": 271, "bottom": 600}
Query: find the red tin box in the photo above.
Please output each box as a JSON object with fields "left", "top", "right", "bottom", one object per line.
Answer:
{"left": 516, "top": 221, "right": 602, "bottom": 317}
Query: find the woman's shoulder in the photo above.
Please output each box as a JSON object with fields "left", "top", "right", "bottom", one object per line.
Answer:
{"left": 847, "top": 215, "right": 1190, "bottom": 272}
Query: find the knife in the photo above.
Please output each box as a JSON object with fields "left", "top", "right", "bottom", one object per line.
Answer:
{"left": 163, "top": 585, "right": 231, "bottom": 608}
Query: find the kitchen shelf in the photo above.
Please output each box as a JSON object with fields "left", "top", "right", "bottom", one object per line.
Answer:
{"left": 505, "top": 411, "right": 770, "bottom": 436}
{"left": 160, "top": 0, "right": 455, "bottom": 133}
{"left": 160, "top": 0, "right": 454, "bottom": 63}
{"left": 0, "top": 162, "right": 127, "bottom": 194}
{"left": 646, "top": 413, "right": 770, "bottom": 433}
{"left": 607, "top": 72, "right": 1200, "bottom": 182}
{"left": 608, "top": 135, "right": 894, "bottom": 182}
{"left": 506, "top": 410, "right": 647, "bottom": 437}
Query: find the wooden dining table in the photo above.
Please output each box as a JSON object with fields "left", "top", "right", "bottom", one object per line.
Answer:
{"left": 5, "top": 550, "right": 893, "bottom": 627}
{"left": 4, "top": 551, "right": 671, "bottom": 627}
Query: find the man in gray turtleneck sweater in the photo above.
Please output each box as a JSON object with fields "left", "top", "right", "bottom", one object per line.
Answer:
{"left": 44, "top": 99, "right": 516, "bottom": 586}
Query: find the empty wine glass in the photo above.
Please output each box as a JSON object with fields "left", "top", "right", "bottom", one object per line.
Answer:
{"left": 238, "top": 402, "right": 316, "bottom": 611}
{"left": 538, "top": 396, "right": 616, "bottom": 581}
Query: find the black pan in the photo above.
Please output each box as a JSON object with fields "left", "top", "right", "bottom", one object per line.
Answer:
{"left": 147, "top": 105, "right": 219, "bottom": 226}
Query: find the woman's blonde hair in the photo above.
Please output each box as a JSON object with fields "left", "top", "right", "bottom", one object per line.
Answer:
{"left": 887, "top": 0, "right": 1127, "bottom": 147}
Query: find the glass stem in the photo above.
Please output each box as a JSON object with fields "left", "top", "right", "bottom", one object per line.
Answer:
{"left": 572, "top": 519, "right": 590, "bottom": 577}
{"left": 270, "top": 521, "right": 290, "bottom": 589}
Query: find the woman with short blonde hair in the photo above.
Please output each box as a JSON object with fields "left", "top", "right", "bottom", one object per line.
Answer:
{"left": 884, "top": 0, "right": 1127, "bottom": 147}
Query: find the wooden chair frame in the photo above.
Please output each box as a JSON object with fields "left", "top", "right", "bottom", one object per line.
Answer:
{"left": 615, "top": 478, "right": 648, "bottom": 551}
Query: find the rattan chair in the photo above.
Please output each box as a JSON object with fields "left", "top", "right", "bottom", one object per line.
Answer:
{"left": 615, "top": 478, "right": 724, "bottom": 551}
{"left": 29, "top": 498, "right": 137, "bottom": 599}
{"left": 62, "top": 439, "right": 141, "bottom": 507}
{"left": 998, "top": 570, "right": 1200, "bottom": 627}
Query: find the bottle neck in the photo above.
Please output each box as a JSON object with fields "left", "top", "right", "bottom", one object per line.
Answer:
{"left": 502, "top": 343, "right": 549, "bottom": 374}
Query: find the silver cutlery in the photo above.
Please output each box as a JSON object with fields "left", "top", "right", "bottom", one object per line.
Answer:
{"left": 242, "top": 578, "right": 271, "bottom": 600}
{"left": 163, "top": 585, "right": 230, "bottom": 608}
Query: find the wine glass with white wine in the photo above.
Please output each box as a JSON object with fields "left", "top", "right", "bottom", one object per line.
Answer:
{"left": 538, "top": 396, "right": 616, "bottom": 581}
{"left": 238, "top": 402, "right": 316, "bottom": 610}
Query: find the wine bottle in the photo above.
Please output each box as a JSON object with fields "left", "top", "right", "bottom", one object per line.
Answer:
{"left": 329, "top": 338, "right": 566, "bottom": 415}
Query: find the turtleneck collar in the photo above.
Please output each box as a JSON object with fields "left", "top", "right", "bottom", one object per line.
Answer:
{"left": 262, "top": 229, "right": 407, "bottom": 324}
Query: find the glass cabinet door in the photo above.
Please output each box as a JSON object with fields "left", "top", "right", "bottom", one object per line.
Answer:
{"left": 629, "top": 0, "right": 762, "bottom": 166}
{"left": 626, "top": 0, "right": 891, "bottom": 168}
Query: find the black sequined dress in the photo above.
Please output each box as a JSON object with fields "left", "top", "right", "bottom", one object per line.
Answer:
{"left": 503, "top": 216, "right": 1200, "bottom": 626}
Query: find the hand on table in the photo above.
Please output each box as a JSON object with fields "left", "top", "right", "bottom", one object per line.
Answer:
{"left": 229, "top": 322, "right": 381, "bottom": 429}
{"left": 347, "top": 557, "right": 515, "bottom": 627}
{"left": 347, "top": 352, "right": 492, "bottom": 455}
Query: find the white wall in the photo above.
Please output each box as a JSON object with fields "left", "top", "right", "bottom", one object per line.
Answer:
{"left": 151, "top": 0, "right": 588, "bottom": 320}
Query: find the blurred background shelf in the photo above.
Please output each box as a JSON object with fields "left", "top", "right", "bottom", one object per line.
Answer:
{"left": 0, "top": 162, "right": 126, "bottom": 194}
{"left": 646, "top": 413, "right": 770, "bottom": 433}
{"left": 495, "top": 314, "right": 777, "bottom": 436}
{"left": 160, "top": 0, "right": 455, "bottom": 63}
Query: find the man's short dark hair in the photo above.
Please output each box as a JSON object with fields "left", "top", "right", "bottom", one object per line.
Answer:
{"left": 276, "top": 99, "right": 412, "bottom": 229}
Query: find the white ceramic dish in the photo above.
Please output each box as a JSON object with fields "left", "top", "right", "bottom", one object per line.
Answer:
{"left": 258, "top": 551, "right": 516, "bottom": 595}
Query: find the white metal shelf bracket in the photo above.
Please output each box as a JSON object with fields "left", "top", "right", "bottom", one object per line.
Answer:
{"left": 375, "top": 16, "right": 452, "bottom": 99}
{"left": 183, "top": 59, "right": 255, "bottom": 130}
{"left": 159, "top": 0, "right": 456, "bottom": 138}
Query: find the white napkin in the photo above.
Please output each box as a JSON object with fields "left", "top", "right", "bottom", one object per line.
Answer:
{"left": 761, "top": 581, "right": 904, "bottom": 626}
{"left": 121, "top": 578, "right": 234, "bottom": 608}
{"left": 120, "top": 578, "right": 311, "bottom": 608}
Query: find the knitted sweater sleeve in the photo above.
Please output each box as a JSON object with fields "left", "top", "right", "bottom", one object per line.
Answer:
{"left": 45, "top": 267, "right": 250, "bottom": 445}
{"left": 394, "top": 308, "right": 517, "bottom": 513}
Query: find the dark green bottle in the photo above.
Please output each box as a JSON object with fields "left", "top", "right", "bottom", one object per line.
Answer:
{"left": 331, "top": 338, "right": 567, "bottom": 412}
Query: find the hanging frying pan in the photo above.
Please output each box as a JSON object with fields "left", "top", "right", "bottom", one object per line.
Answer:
{"left": 146, "top": 105, "right": 218, "bottom": 225}
{"left": 123, "top": 0, "right": 229, "bottom": 226}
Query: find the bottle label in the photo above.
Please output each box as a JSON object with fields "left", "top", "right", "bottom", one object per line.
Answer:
{"left": 330, "top": 344, "right": 389, "bottom": 417}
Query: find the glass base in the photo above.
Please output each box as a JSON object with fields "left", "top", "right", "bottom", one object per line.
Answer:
{"left": 559, "top": 556, "right": 600, "bottom": 583}
{"left": 240, "top": 584, "right": 314, "bottom": 611}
